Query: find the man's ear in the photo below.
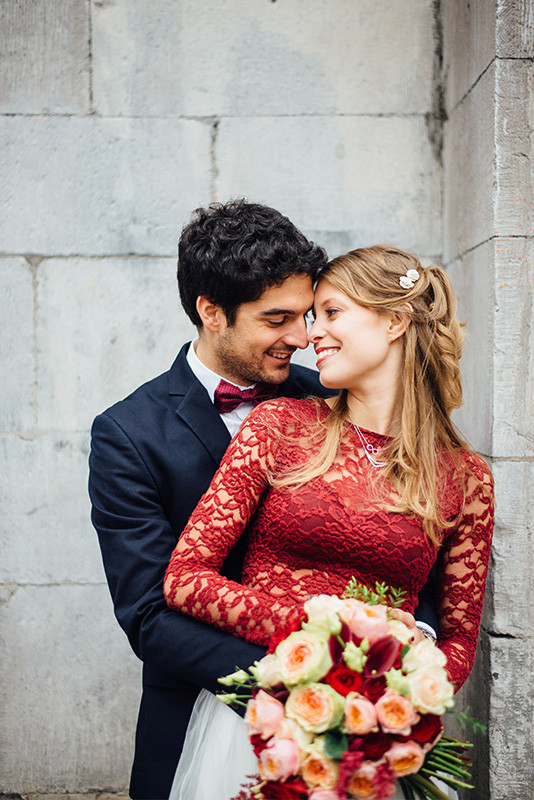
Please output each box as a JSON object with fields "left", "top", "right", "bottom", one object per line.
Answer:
{"left": 387, "top": 308, "right": 412, "bottom": 343}
{"left": 196, "top": 296, "right": 227, "bottom": 333}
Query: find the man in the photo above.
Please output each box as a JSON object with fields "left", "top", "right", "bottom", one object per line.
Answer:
{"left": 89, "top": 200, "right": 436, "bottom": 800}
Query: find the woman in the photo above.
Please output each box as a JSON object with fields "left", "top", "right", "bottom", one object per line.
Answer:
{"left": 164, "top": 245, "right": 494, "bottom": 800}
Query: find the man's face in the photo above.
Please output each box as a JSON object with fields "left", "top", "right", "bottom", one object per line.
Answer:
{"left": 214, "top": 273, "right": 314, "bottom": 385}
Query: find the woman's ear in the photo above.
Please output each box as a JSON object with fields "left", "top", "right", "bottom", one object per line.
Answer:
{"left": 196, "top": 296, "right": 227, "bottom": 333}
{"left": 387, "top": 308, "right": 412, "bottom": 343}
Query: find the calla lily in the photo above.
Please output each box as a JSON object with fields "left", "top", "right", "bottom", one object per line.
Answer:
{"left": 363, "top": 635, "right": 402, "bottom": 679}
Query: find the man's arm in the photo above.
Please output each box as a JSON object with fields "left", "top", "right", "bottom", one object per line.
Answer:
{"left": 89, "top": 412, "right": 266, "bottom": 692}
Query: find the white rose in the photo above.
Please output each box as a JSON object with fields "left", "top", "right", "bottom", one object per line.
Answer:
{"left": 407, "top": 666, "right": 454, "bottom": 715}
{"left": 249, "top": 654, "right": 280, "bottom": 688}
{"left": 302, "top": 595, "right": 343, "bottom": 636}
{"left": 403, "top": 638, "right": 447, "bottom": 673}
{"left": 387, "top": 619, "right": 413, "bottom": 645}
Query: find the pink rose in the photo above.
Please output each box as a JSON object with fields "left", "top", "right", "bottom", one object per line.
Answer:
{"left": 245, "top": 690, "right": 285, "bottom": 739}
{"left": 375, "top": 689, "right": 419, "bottom": 736}
{"left": 344, "top": 692, "right": 379, "bottom": 735}
{"left": 258, "top": 737, "right": 301, "bottom": 782}
{"left": 341, "top": 600, "right": 389, "bottom": 642}
{"left": 308, "top": 790, "right": 340, "bottom": 800}
{"left": 386, "top": 741, "right": 426, "bottom": 776}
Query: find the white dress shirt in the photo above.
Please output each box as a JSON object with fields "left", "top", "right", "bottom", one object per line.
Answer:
{"left": 186, "top": 341, "right": 256, "bottom": 438}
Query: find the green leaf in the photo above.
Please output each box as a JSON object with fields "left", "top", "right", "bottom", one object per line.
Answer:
{"left": 322, "top": 729, "right": 348, "bottom": 760}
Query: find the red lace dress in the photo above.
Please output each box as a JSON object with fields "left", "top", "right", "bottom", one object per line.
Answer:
{"left": 164, "top": 397, "right": 494, "bottom": 690}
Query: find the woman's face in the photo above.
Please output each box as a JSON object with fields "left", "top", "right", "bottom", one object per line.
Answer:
{"left": 308, "top": 278, "right": 397, "bottom": 391}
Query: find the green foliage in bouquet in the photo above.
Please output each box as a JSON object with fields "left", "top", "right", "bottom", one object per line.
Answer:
{"left": 343, "top": 578, "right": 408, "bottom": 609}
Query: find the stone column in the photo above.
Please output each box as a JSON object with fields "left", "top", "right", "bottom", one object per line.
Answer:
{"left": 442, "top": 1, "right": 534, "bottom": 797}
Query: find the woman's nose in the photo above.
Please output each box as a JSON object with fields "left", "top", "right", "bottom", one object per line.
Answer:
{"left": 307, "top": 318, "right": 322, "bottom": 344}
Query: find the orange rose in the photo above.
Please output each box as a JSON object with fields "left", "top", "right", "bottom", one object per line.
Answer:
{"left": 375, "top": 689, "right": 419, "bottom": 736}
{"left": 301, "top": 747, "right": 338, "bottom": 789}
{"left": 386, "top": 741, "right": 425, "bottom": 776}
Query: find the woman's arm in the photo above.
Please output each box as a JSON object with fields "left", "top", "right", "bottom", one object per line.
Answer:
{"left": 436, "top": 453, "right": 495, "bottom": 689}
{"left": 164, "top": 400, "right": 296, "bottom": 645}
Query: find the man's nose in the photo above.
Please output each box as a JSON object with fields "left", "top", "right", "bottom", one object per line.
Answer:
{"left": 282, "top": 316, "right": 310, "bottom": 350}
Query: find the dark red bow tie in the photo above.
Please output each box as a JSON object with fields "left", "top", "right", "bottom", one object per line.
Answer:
{"left": 214, "top": 379, "right": 278, "bottom": 413}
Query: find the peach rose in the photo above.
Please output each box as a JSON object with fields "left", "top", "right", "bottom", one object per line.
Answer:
{"left": 375, "top": 689, "right": 419, "bottom": 736}
{"left": 344, "top": 692, "right": 379, "bottom": 735}
{"left": 407, "top": 666, "right": 454, "bottom": 715}
{"left": 347, "top": 761, "right": 378, "bottom": 799}
{"left": 301, "top": 746, "right": 338, "bottom": 789}
{"left": 402, "top": 638, "right": 447, "bottom": 672}
{"left": 258, "top": 737, "right": 301, "bottom": 782}
{"left": 341, "top": 599, "right": 389, "bottom": 642}
{"left": 286, "top": 683, "right": 344, "bottom": 733}
{"left": 276, "top": 631, "right": 333, "bottom": 686}
{"left": 386, "top": 741, "right": 426, "bottom": 777}
{"left": 245, "top": 690, "right": 285, "bottom": 739}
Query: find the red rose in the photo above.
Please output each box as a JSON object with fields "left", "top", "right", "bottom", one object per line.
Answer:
{"left": 323, "top": 664, "right": 364, "bottom": 697}
{"left": 360, "top": 675, "right": 387, "bottom": 703}
{"left": 267, "top": 612, "right": 307, "bottom": 654}
{"left": 360, "top": 731, "right": 392, "bottom": 761}
{"left": 261, "top": 777, "right": 309, "bottom": 799}
{"left": 398, "top": 713, "right": 443, "bottom": 745}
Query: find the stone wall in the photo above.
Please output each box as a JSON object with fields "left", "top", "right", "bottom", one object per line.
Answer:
{"left": 2, "top": 1, "right": 531, "bottom": 797}
{"left": 442, "top": 1, "right": 534, "bottom": 798}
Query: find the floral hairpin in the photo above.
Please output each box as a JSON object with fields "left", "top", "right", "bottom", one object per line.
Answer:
{"left": 399, "top": 269, "right": 420, "bottom": 289}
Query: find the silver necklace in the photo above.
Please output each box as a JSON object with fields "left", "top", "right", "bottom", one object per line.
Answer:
{"left": 351, "top": 421, "right": 387, "bottom": 469}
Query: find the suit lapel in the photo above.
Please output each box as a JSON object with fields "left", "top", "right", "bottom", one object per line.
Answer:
{"left": 168, "top": 344, "right": 231, "bottom": 465}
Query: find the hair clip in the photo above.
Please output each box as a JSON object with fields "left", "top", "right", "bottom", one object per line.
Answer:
{"left": 399, "top": 269, "right": 420, "bottom": 290}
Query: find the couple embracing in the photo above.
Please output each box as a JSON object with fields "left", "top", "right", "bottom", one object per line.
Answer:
{"left": 89, "top": 200, "right": 493, "bottom": 800}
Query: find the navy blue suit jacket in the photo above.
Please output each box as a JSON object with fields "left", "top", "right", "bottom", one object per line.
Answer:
{"left": 89, "top": 343, "right": 437, "bottom": 800}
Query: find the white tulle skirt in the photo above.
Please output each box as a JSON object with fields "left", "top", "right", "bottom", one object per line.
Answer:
{"left": 169, "top": 689, "right": 457, "bottom": 800}
{"left": 169, "top": 689, "right": 258, "bottom": 800}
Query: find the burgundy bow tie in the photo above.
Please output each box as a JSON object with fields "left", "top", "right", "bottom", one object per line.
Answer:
{"left": 214, "top": 379, "right": 278, "bottom": 413}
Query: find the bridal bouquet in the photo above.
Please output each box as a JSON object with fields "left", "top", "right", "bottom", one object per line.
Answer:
{"left": 218, "top": 583, "right": 476, "bottom": 800}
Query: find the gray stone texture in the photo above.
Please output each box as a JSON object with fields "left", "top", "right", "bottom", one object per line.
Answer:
{"left": 442, "top": 0, "right": 496, "bottom": 113}
{"left": 0, "top": 433, "right": 98, "bottom": 584}
{"left": 216, "top": 116, "right": 441, "bottom": 256}
{"left": 0, "top": 584, "right": 140, "bottom": 793}
{"left": 448, "top": 242, "right": 495, "bottom": 458}
{"left": 0, "top": 117, "right": 212, "bottom": 256}
{"left": 0, "top": 258, "right": 36, "bottom": 431}
{"left": 93, "top": 0, "right": 434, "bottom": 117}
{"left": 0, "top": 0, "right": 90, "bottom": 114}
{"left": 496, "top": 0, "right": 534, "bottom": 57}
{"left": 489, "top": 635, "right": 534, "bottom": 797}
{"left": 488, "top": 461, "right": 534, "bottom": 637}
{"left": 35, "top": 257, "right": 194, "bottom": 430}
{"left": 442, "top": 63, "right": 495, "bottom": 263}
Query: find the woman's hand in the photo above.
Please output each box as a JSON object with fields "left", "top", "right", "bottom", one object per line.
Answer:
{"left": 387, "top": 608, "right": 426, "bottom": 645}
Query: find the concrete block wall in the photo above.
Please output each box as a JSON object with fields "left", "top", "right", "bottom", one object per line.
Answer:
{"left": 1, "top": 1, "right": 444, "bottom": 792}
{"left": 442, "top": 1, "right": 534, "bottom": 797}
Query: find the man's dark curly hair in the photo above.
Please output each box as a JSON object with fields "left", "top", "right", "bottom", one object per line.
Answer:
{"left": 178, "top": 199, "right": 327, "bottom": 327}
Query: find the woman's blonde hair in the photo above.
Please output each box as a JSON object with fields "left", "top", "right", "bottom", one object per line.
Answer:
{"left": 272, "top": 245, "right": 468, "bottom": 544}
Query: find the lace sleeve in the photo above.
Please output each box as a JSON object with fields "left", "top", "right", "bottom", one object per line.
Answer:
{"left": 163, "top": 401, "right": 296, "bottom": 646}
{"left": 437, "top": 454, "right": 494, "bottom": 689}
